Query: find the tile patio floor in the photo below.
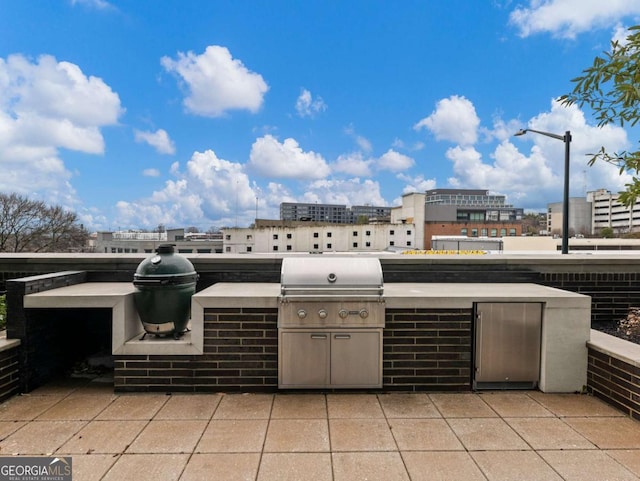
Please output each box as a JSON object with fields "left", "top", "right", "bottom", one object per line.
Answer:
{"left": 0, "top": 377, "right": 639, "bottom": 480}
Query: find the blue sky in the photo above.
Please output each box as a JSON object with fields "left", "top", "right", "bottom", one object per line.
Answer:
{"left": 2, "top": 0, "right": 640, "bottom": 231}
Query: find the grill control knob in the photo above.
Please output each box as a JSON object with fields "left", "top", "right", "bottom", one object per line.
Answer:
{"left": 338, "top": 309, "right": 349, "bottom": 319}
{"left": 359, "top": 309, "right": 369, "bottom": 319}
{"left": 318, "top": 309, "right": 328, "bottom": 319}
{"left": 297, "top": 309, "right": 307, "bottom": 319}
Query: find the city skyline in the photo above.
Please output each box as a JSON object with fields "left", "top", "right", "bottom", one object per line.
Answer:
{"left": 2, "top": 1, "right": 640, "bottom": 231}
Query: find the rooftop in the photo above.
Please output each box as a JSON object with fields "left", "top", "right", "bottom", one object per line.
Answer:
{"left": 0, "top": 376, "right": 639, "bottom": 480}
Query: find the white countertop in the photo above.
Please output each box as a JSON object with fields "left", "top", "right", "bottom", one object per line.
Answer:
{"left": 193, "top": 282, "right": 590, "bottom": 309}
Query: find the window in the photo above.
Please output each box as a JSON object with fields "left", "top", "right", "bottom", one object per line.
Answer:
{"left": 247, "top": 235, "right": 253, "bottom": 240}
{"left": 246, "top": 246, "right": 252, "bottom": 252}
{"left": 353, "top": 242, "right": 358, "bottom": 248}
{"left": 313, "top": 232, "right": 319, "bottom": 238}
{"left": 390, "top": 241, "right": 395, "bottom": 246}
{"left": 111, "top": 247, "right": 117, "bottom": 253}
{"left": 481, "top": 228, "right": 487, "bottom": 237}
{"left": 225, "top": 246, "right": 231, "bottom": 252}
{"left": 366, "top": 230, "right": 371, "bottom": 236}
{"left": 407, "top": 241, "right": 412, "bottom": 246}
{"left": 491, "top": 228, "right": 497, "bottom": 237}
{"left": 353, "top": 231, "right": 358, "bottom": 236}
{"left": 287, "top": 245, "right": 292, "bottom": 251}
{"left": 500, "top": 228, "right": 507, "bottom": 236}
{"left": 273, "top": 234, "right": 278, "bottom": 240}
{"left": 471, "top": 228, "right": 478, "bottom": 237}
{"left": 225, "top": 234, "right": 231, "bottom": 240}
{"left": 406, "top": 230, "right": 412, "bottom": 235}
{"left": 366, "top": 241, "right": 371, "bottom": 247}
{"left": 327, "top": 243, "right": 332, "bottom": 249}
{"left": 286, "top": 233, "right": 292, "bottom": 239}
{"left": 461, "top": 228, "right": 468, "bottom": 236}
{"left": 313, "top": 244, "right": 319, "bottom": 249}
{"left": 273, "top": 246, "right": 278, "bottom": 251}
{"left": 390, "top": 230, "right": 395, "bottom": 235}
{"left": 327, "top": 232, "right": 332, "bottom": 238}
{"left": 197, "top": 249, "right": 212, "bottom": 253}
{"left": 509, "top": 228, "right": 516, "bottom": 236}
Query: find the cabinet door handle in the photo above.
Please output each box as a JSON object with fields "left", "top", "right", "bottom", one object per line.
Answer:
{"left": 334, "top": 334, "right": 351, "bottom": 339}
{"left": 310, "top": 334, "right": 327, "bottom": 339}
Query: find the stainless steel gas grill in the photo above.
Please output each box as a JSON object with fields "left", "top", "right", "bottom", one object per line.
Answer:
{"left": 278, "top": 256, "right": 385, "bottom": 389}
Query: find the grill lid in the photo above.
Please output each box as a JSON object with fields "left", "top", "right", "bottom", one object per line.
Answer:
{"left": 280, "top": 257, "right": 383, "bottom": 299}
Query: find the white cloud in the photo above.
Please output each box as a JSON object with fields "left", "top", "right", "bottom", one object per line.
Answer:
{"left": 612, "top": 23, "right": 632, "bottom": 46}
{"left": 445, "top": 99, "right": 630, "bottom": 209}
{"left": 344, "top": 125, "right": 373, "bottom": 152}
{"left": 249, "top": 134, "right": 330, "bottom": 179}
{"left": 397, "top": 173, "right": 437, "bottom": 195}
{"left": 392, "top": 138, "right": 425, "bottom": 151}
{"left": 414, "top": 95, "right": 480, "bottom": 146}
{"left": 295, "top": 88, "right": 327, "bottom": 118}
{"left": 134, "top": 128, "right": 176, "bottom": 155}
{"left": 161, "top": 45, "right": 268, "bottom": 117}
{"left": 116, "top": 149, "right": 258, "bottom": 228}
{"left": 333, "top": 152, "right": 373, "bottom": 176}
{"left": 0, "top": 54, "right": 122, "bottom": 205}
{"left": 71, "top": 0, "right": 114, "bottom": 10}
{"left": 143, "top": 168, "right": 160, "bottom": 177}
{"left": 509, "top": 0, "right": 640, "bottom": 39}
{"left": 377, "top": 149, "right": 415, "bottom": 172}
{"left": 301, "top": 178, "right": 387, "bottom": 207}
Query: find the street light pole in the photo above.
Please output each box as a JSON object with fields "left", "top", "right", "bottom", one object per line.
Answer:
{"left": 514, "top": 128, "right": 572, "bottom": 254}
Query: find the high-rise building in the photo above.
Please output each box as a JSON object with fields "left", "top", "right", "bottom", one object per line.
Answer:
{"left": 280, "top": 202, "right": 391, "bottom": 224}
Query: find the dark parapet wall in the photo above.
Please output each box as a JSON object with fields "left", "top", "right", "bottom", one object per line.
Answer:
{"left": 2, "top": 253, "right": 640, "bottom": 325}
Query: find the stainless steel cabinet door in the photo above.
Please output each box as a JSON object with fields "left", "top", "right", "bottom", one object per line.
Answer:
{"left": 330, "top": 331, "right": 382, "bottom": 387}
{"left": 475, "top": 303, "right": 542, "bottom": 384}
{"left": 279, "top": 331, "right": 329, "bottom": 387}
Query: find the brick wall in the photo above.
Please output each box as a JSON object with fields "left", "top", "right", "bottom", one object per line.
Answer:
{"left": 539, "top": 272, "right": 640, "bottom": 324}
{"left": 384, "top": 308, "right": 472, "bottom": 391}
{"left": 587, "top": 347, "right": 640, "bottom": 421}
{"left": 115, "top": 306, "right": 474, "bottom": 393}
{"left": 114, "top": 307, "right": 278, "bottom": 392}
{"left": 0, "top": 345, "right": 20, "bottom": 402}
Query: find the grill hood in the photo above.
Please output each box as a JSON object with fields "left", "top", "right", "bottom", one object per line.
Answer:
{"left": 280, "top": 257, "right": 383, "bottom": 299}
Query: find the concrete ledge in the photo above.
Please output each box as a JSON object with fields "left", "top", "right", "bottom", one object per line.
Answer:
{"left": 0, "top": 332, "right": 21, "bottom": 352}
{"left": 24, "top": 282, "right": 203, "bottom": 355}
{"left": 588, "top": 329, "right": 640, "bottom": 368}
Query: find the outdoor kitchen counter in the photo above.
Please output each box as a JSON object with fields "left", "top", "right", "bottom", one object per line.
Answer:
{"left": 195, "top": 282, "right": 589, "bottom": 308}
{"left": 23, "top": 282, "right": 203, "bottom": 356}
{"left": 197, "top": 282, "right": 591, "bottom": 392}
{"left": 383, "top": 282, "right": 590, "bottom": 308}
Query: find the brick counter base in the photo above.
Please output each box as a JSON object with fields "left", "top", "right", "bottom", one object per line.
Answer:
{"left": 115, "top": 307, "right": 279, "bottom": 392}
{"left": 0, "top": 344, "right": 20, "bottom": 402}
{"left": 115, "top": 306, "right": 473, "bottom": 393}
{"left": 384, "top": 308, "right": 472, "bottom": 391}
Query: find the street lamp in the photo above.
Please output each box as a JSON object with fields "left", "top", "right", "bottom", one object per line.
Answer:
{"left": 514, "top": 128, "right": 572, "bottom": 254}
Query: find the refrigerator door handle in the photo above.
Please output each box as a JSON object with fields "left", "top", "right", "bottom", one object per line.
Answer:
{"left": 476, "top": 311, "right": 482, "bottom": 376}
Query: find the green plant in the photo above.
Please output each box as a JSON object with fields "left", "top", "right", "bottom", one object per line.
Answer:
{"left": 0, "top": 294, "right": 6, "bottom": 331}
{"left": 618, "top": 307, "right": 640, "bottom": 340}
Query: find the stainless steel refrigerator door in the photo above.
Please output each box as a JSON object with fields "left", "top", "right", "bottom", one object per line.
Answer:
{"left": 475, "top": 303, "right": 542, "bottom": 385}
